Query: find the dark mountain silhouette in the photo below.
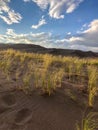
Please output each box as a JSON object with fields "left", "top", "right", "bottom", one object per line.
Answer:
{"left": 0, "top": 43, "right": 98, "bottom": 57}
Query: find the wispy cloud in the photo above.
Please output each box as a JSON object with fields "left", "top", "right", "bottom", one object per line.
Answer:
{"left": 67, "top": 32, "right": 71, "bottom": 35}
{"left": 29, "top": 0, "right": 84, "bottom": 19}
{"left": 23, "top": 0, "right": 30, "bottom": 2}
{"left": 32, "top": 0, "right": 49, "bottom": 10}
{"left": 6, "top": 29, "right": 16, "bottom": 35}
{"left": 0, "top": 0, "right": 22, "bottom": 24}
{"left": 31, "top": 16, "right": 47, "bottom": 29}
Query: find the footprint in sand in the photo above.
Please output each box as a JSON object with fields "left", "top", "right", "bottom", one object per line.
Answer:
{"left": 15, "top": 108, "right": 32, "bottom": 125}
{"left": 2, "top": 94, "right": 16, "bottom": 106}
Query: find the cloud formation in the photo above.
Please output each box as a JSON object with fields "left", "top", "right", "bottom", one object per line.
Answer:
{"left": 23, "top": 0, "right": 30, "bottom": 2}
{"left": 0, "top": 19, "right": 98, "bottom": 52}
{"left": 29, "top": 0, "right": 84, "bottom": 19}
{"left": 0, "top": 0, "right": 22, "bottom": 24}
{"left": 0, "top": 28, "right": 52, "bottom": 46}
{"left": 31, "top": 16, "right": 47, "bottom": 29}
{"left": 55, "top": 19, "right": 98, "bottom": 51}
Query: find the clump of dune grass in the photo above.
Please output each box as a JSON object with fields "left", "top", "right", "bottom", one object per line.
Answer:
{"left": 87, "top": 66, "right": 98, "bottom": 107}
{"left": 76, "top": 112, "right": 98, "bottom": 130}
{"left": 40, "top": 68, "right": 65, "bottom": 96}
{"left": 22, "top": 73, "right": 31, "bottom": 92}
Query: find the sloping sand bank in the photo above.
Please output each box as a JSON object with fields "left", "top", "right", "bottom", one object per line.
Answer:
{"left": 0, "top": 74, "right": 98, "bottom": 130}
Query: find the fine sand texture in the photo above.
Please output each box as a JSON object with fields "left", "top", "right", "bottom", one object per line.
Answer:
{"left": 0, "top": 70, "right": 98, "bottom": 130}
{"left": 0, "top": 47, "right": 98, "bottom": 130}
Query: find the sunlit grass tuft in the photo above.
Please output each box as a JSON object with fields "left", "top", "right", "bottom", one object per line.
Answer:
{"left": 76, "top": 112, "right": 98, "bottom": 130}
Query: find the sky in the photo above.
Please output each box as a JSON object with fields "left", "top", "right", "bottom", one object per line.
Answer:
{"left": 0, "top": 0, "right": 98, "bottom": 52}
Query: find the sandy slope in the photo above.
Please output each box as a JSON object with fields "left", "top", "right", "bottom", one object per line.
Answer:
{"left": 0, "top": 70, "right": 98, "bottom": 130}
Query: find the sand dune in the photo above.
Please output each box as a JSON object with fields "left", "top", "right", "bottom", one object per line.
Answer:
{"left": 0, "top": 47, "right": 98, "bottom": 130}
{"left": 0, "top": 72, "right": 98, "bottom": 130}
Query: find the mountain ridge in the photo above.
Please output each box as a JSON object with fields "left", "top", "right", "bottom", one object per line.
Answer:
{"left": 0, "top": 43, "right": 98, "bottom": 57}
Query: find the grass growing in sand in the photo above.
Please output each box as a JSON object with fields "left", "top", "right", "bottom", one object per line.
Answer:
{"left": 76, "top": 112, "right": 98, "bottom": 130}
{"left": 88, "top": 66, "right": 98, "bottom": 107}
{"left": 0, "top": 49, "right": 98, "bottom": 101}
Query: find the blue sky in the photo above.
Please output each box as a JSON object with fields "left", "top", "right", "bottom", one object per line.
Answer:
{"left": 0, "top": 0, "right": 98, "bottom": 51}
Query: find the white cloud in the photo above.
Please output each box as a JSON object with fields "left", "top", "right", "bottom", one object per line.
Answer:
{"left": 83, "top": 20, "right": 98, "bottom": 34}
{"left": 69, "top": 36, "right": 84, "bottom": 42}
{"left": 55, "top": 19, "right": 98, "bottom": 50}
{"left": 32, "top": 0, "right": 49, "bottom": 10}
{"left": 0, "top": 19, "right": 98, "bottom": 52}
{"left": 23, "top": 0, "right": 30, "bottom": 2}
{"left": 80, "top": 23, "right": 87, "bottom": 31}
{"left": 66, "top": 0, "right": 84, "bottom": 13}
{"left": 30, "top": 0, "right": 84, "bottom": 19}
{"left": 31, "top": 16, "right": 47, "bottom": 29}
{"left": 0, "top": 0, "right": 22, "bottom": 24}
{"left": 6, "top": 29, "right": 16, "bottom": 35}
{"left": 67, "top": 32, "right": 71, "bottom": 35}
{"left": 0, "top": 0, "right": 10, "bottom": 12}
{"left": 0, "top": 28, "right": 52, "bottom": 46}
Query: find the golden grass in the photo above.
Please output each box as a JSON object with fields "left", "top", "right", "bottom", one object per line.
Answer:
{"left": 76, "top": 112, "right": 98, "bottom": 130}
{"left": 0, "top": 49, "right": 98, "bottom": 101}
{"left": 88, "top": 66, "right": 98, "bottom": 107}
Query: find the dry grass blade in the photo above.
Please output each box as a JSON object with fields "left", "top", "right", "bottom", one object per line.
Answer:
{"left": 76, "top": 112, "right": 98, "bottom": 130}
